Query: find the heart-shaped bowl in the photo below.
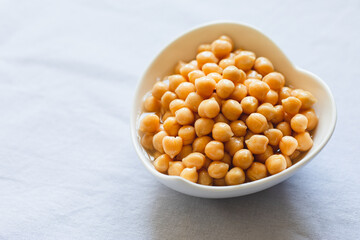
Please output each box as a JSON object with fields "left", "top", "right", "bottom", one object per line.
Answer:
{"left": 131, "top": 22, "right": 336, "bottom": 198}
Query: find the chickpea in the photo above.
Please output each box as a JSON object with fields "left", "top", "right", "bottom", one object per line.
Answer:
{"left": 174, "top": 61, "right": 185, "bottom": 74}
{"left": 301, "top": 109, "right": 318, "bottom": 131}
{"left": 205, "top": 141, "right": 224, "bottom": 161}
{"left": 169, "top": 99, "right": 186, "bottom": 115}
{"left": 246, "top": 70, "right": 262, "bottom": 80}
{"left": 143, "top": 95, "right": 161, "bottom": 112}
{"left": 196, "top": 51, "right": 218, "bottom": 68}
{"left": 161, "top": 91, "right": 177, "bottom": 110}
{"left": 284, "top": 111, "right": 295, "bottom": 123}
{"left": 279, "top": 87, "right": 292, "bottom": 102}
{"left": 244, "top": 78, "right": 259, "bottom": 90}
{"left": 263, "top": 90, "right": 278, "bottom": 106}
{"left": 245, "top": 135, "right": 269, "bottom": 154}
{"left": 152, "top": 81, "right": 168, "bottom": 100}
{"left": 246, "top": 113, "right": 268, "bottom": 134}
{"left": 213, "top": 178, "right": 226, "bottom": 186}
{"left": 214, "top": 113, "right": 230, "bottom": 124}
{"left": 249, "top": 80, "right": 270, "bottom": 102}
{"left": 195, "top": 76, "right": 216, "bottom": 98}
{"left": 178, "top": 125, "right": 196, "bottom": 145}
{"left": 192, "top": 136, "right": 212, "bottom": 154}
{"left": 140, "top": 114, "right": 160, "bottom": 133}
{"left": 185, "top": 92, "right": 203, "bottom": 112}
{"left": 216, "top": 79, "right": 235, "bottom": 99}
{"left": 168, "top": 161, "right": 185, "bottom": 176}
{"left": 219, "top": 58, "right": 235, "bottom": 69}
{"left": 202, "top": 63, "right": 223, "bottom": 75}
{"left": 152, "top": 130, "right": 168, "bottom": 153}
{"left": 198, "top": 44, "right": 212, "bottom": 53}
{"left": 198, "top": 98, "right": 220, "bottom": 118}
{"left": 208, "top": 161, "right": 229, "bottom": 179}
{"left": 257, "top": 103, "right": 276, "bottom": 121}
{"left": 230, "top": 83, "right": 247, "bottom": 102}
{"left": 262, "top": 72, "right": 285, "bottom": 91}
{"left": 233, "top": 149, "right": 254, "bottom": 170}
{"left": 175, "top": 107, "right": 194, "bottom": 125}
{"left": 188, "top": 70, "right": 205, "bottom": 84}
{"left": 290, "top": 114, "right": 308, "bottom": 133}
{"left": 254, "top": 57, "right": 274, "bottom": 76}
{"left": 198, "top": 169, "right": 213, "bottom": 185}
{"left": 264, "top": 128, "right": 283, "bottom": 146}
{"left": 163, "top": 116, "right": 181, "bottom": 136}
{"left": 265, "top": 154, "right": 287, "bottom": 175}
{"left": 153, "top": 154, "right": 171, "bottom": 173}
{"left": 282, "top": 96, "right": 302, "bottom": 115}
{"left": 219, "top": 99, "right": 242, "bottom": 121}
{"left": 289, "top": 150, "right": 301, "bottom": 160}
{"left": 175, "top": 82, "right": 195, "bottom": 100}
{"left": 225, "top": 136, "right": 244, "bottom": 156}
{"left": 194, "top": 118, "right": 214, "bottom": 137}
{"left": 141, "top": 133, "right": 154, "bottom": 151}
{"left": 180, "top": 64, "right": 198, "bottom": 79}
{"left": 211, "top": 39, "right": 232, "bottom": 58}
{"left": 168, "top": 74, "right": 186, "bottom": 92}
{"left": 255, "top": 145, "right": 274, "bottom": 163}
{"left": 283, "top": 155, "right": 292, "bottom": 168}
{"left": 276, "top": 122, "right": 292, "bottom": 136}
{"left": 291, "top": 89, "right": 317, "bottom": 110}
{"left": 176, "top": 145, "right": 192, "bottom": 161}
{"left": 241, "top": 96, "right": 259, "bottom": 114}
{"left": 223, "top": 66, "right": 246, "bottom": 84}
{"left": 219, "top": 35, "right": 233, "bottom": 47}
{"left": 182, "top": 152, "right": 205, "bottom": 170}
{"left": 221, "top": 152, "right": 232, "bottom": 166}
{"left": 162, "top": 136, "right": 183, "bottom": 158}
{"left": 246, "top": 162, "right": 267, "bottom": 181}
{"left": 271, "top": 105, "right": 284, "bottom": 124}
{"left": 279, "top": 136, "right": 298, "bottom": 156}
{"left": 234, "top": 51, "right": 256, "bottom": 71}
{"left": 230, "top": 120, "right": 247, "bottom": 137}
{"left": 225, "top": 167, "right": 245, "bottom": 185}
{"left": 294, "top": 132, "right": 313, "bottom": 151}
{"left": 180, "top": 167, "right": 198, "bottom": 183}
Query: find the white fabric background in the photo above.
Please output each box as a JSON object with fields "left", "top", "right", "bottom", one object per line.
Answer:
{"left": 0, "top": 0, "right": 359, "bottom": 239}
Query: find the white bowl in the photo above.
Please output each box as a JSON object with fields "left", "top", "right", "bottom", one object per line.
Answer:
{"left": 130, "top": 22, "right": 336, "bottom": 198}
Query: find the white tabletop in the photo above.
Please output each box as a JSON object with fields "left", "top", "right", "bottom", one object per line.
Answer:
{"left": 0, "top": 0, "right": 359, "bottom": 239}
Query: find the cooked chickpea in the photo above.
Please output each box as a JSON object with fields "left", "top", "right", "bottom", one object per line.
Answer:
{"left": 153, "top": 154, "right": 171, "bottom": 173}
{"left": 272, "top": 105, "right": 284, "bottom": 124}
{"left": 263, "top": 72, "right": 285, "bottom": 91}
{"left": 140, "top": 114, "right": 160, "bottom": 133}
{"left": 205, "top": 141, "right": 224, "bottom": 161}
{"left": 144, "top": 95, "right": 161, "bottom": 112}
{"left": 233, "top": 149, "right": 254, "bottom": 170}
{"left": 141, "top": 133, "right": 154, "bottom": 151}
{"left": 188, "top": 70, "right": 205, "bottom": 84}
{"left": 182, "top": 152, "right": 205, "bottom": 170}
{"left": 161, "top": 91, "right": 177, "bottom": 110}
{"left": 255, "top": 145, "right": 274, "bottom": 163}
{"left": 234, "top": 51, "right": 256, "bottom": 71}
{"left": 216, "top": 79, "right": 235, "bottom": 98}
{"left": 208, "top": 161, "right": 229, "bottom": 179}
{"left": 168, "top": 161, "right": 185, "bottom": 176}
{"left": 162, "top": 136, "right": 183, "bottom": 158}
{"left": 175, "top": 107, "right": 194, "bottom": 125}
{"left": 257, "top": 103, "right": 276, "bottom": 121}
{"left": 241, "top": 96, "right": 259, "bottom": 114}
{"left": 152, "top": 81, "right": 168, "bottom": 100}
{"left": 198, "top": 98, "right": 220, "bottom": 118}
{"left": 289, "top": 150, "right": 301, "bottom": 160}
{"left": 230, "top": 83, "right": 247, "bottom": 102}
{"left": 248, "top": 80, "right": 270, "bottom": 101}
{"left": 206, "top": 72, "right": 222, "bottom": 83}
{"left": 176, "top": 145, "right": 192, "bottom": 160}
{"left": 211, "top": 39, "right": 232, "bottom": 58}
{"left": 301, "top": 109, "right": 318, "bottom": 131}
{"left": 264, "top": 89, "right": 279, "bottom": 105}
{"left": 245, "top": 135, "right": 269, "bottom": 154}
{"left": 223, "top": 66, "right": 246, "bottom": 84}
{"left": 198, "top": 169, "right": 213, "bottom": 185}
{"left": 279, "top": 136, "right": 298, "bottom": 156}
{"left": 294, "top": 132, "right": 313, "bottom": 151}
{"left": 152, "top": 130, "right": 168, "bottom": 153}
{"left": 180, "top": 167, "right": 198, "bottom": 183}
{"left": 276, "top": 122, "right": 292, "bottom": 136}
{"left": 163, "top": 116, "right": 181, "bottom": 136}
{"left": 180, "top": 64, "right": 197, "bottom": 79}
{"left": 246, "top": 162, "right": 267, "bottom": 181}
{"left": 225, "top": 167, "right": 245, "bottom": 185}
{"left": 279, "top": 87, "right": 292, "bottom": 102}
{"left": 202, "top": 63, "right": 222, "bottom": 75}
{"left": 169, "top": 99, "right": 186, "bottom": 115}
{"left": 213, "top": 178, "right": 226, "bottom": 186}
{"left": 192, "top": 136, "right": 212, "bottom": 154}
{"left": 282, "top": 155, "right": 292, "bottom": 168}
{"left": 219, "top": 100, "right": 242, "bottom": 121}
{"left": 195, "top": 76, "right": 216, "bottom": 98}
{"left": 221, "top": 152, "right": 232, "bottom": 166}
{"left": 194, "top": 118, "right": 214, "bottom": 137}
{"left": 178, "top": 125, "right": 195, "bottom": 145}
{"left": 244, "top": 78, "right": 259, "bottom": 90}
{"left": 254, "top": 57, "right": 274, "bottom": 76}
{"left": 230, "top": 120, "right": 247, "bottom": 137}
{"left": 214, "top": 113, "right": 230, "bottom": 124}
{"left": 290, "top": 114, "right": 308, "bottom": 133}
{"left": 174, "top": 61, "right": 185, "bottom": 74}
{"left": 196, "top": 51, "right": 218, "bottom": 68}
{"left": 282, "top": 96, "right": 302, "bottom": 115}
{"left": 184, "top": 92, "right": 203, "bottom": 112}
{"left": 219, "top": 58, "right": 235, "bottom": 69}
{"left": 218, "top": 35, "right": 233, "bottom": 47}
{"left": 175, "top": 82, "right": 195, "bottom": 100}
{"left": 264, "top": 128, "right": 283, "bottom": 146}
{"left": 225, "top": 137, "right": 244, "bottom": 156}
{"left": 198, "top": 44, "right": 211, "bottom": 53}
{"left": 291, "top": 89, "right": 317, "bottom": 110}
{"left": 245, "top": 113, "right": 268, "bottom": 134}
{"left": 265, "top": 154, "right": 287, "bottom": 175}
{"left": 246, "top": 70, "right": 262, "bottom": 80}
{"left": 168, "top": 74, "right": 186, "bottom": 92}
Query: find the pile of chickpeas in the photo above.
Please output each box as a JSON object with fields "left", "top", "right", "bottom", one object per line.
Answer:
{"left": 138, "top": 35, "right": 318, "bottom": 186}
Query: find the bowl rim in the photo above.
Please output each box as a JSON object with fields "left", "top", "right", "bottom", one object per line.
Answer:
{"left": 130, "top": 21, "right": 337, "bottom": 192}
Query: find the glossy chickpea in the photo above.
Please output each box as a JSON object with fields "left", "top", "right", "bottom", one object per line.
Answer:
{"left": 180, "top": 64, "right": 197, "bottom": 79}
{"left": 194, "top": 118, "right": 214, "bottom": 137}
{"left": 196, "top": 51, "right": 218, "bottom": 68}
{"left": 219, "top": 35, "right": 233, "bottom": 46}
{"left": 221, "top": 99, "right": 242, "bottom": 121}
{"left": 175, "top": 82, "right": 195, "bottom": 100}
{"left": 241, "top": 96, "right": 259, "bottom": 114}
{"left": 290, "top": 114, "right": 308, "bottom": 133}
{"left": 163, "top": 116, "right": 181, "bottom": 136}
{"left": 198, "top": 98, "right": 220, "bottom": 118}
{"left": 271, "top": 105, "right": 284, "bottom": 124}
{"left": 219, "top": 58, "right": 235, "bottom": 69}
{"left": 245, "top": 135, "right": 269, "bottom": 154}
{"left": 192, "top": 136, "right": 212, "bottom": 154}
{"left": 216, "top": 79, "right": 235, "bottom": 98}
{"left": 279, "top": 87, "right": 292, "bottom": 103}
{"left": 246, "top": 113, "right": 268, "bottom": 133}
{"left": 189, "top": 60, "right": 198, "bottom": 68}
{"left": 175, "top": 107, "right": 194, "bottom": 125}
{"left": 197, "top": 44, "right": 212, "bottom": 53}
{"left": 264, "top": 89, "right": 279, "bottom": 105}
{"left": 168, "top": 161, "right": 185, "bottom": 176}
{"left": 176, "top": 145, "right": 192, "bottom": 161}
{"left": 277, "top": 122, "right": 292, "bottom": 136}
{"left": 223, "top": 66, "right": 246, "bottom": 84}
{"left": 225, "top": 167, "right": 245, "bottom": 185}
{"left": 198, "top": 169, "right": 213, "bottom": 185}
{"left": 212, "top": 121, "right": 235, "bottom": 143}
{"left": 140, "top": 114, "right": 160, "bottom": 133}
{"left": 257, "top": 103, "right": 276, "bottom": 121}
{"left": 144, "top": 95, "right": 161, "bottom": 112}
{"left": 169, "top": 99, "right": 186, "bottom": 115}
{"left": 282, "top": 96, "right": 302, "bottom": 115}
{"left": 213, "top": 178, "right": 226, "bottom": 186}
{"left": 185, "top": 92, "right": 203, "bottom": 112}
{"left": 230, "top": 120, "right": 247, "bottom": 137}
{"left": 246, "top": 162, "right": 267, "bottom": 181}
{"left": 225, "top": 137, "right": 244, "bottom": 156}
{"left": 234, "top": 51, "right": 256, "bottom": 71}
{"left": 141, "top": 133, "right": 154, "bottom": 151}
{"left": 161, "top": 91, "right": 177, "bottom": 110}
{"left": 249, "top": 80, "right": 270, "bottom": 101}
{"left": 246, "top": 70, "right": 262, "bottom": 80}
{"left": 291, "top": 89, "right": 317, "bottom": 110}
{"left": 152, "top": 81, "right": 168, "bottom": 100}
{"left": 152, "top": 130, "right": 168, "bottom": 153}
{"left": 244, "top": 78, "right": 259, "bottom": 90}
{"left": 188, "top": 70, "right": 205, "bottom": 84}
{"left": 211, "top": 39, "right": 232, "bottom": 58}
{"left": 178, "top": 125, "right": 196, "bottom": 145}
{"left": 289, "top": 150, "right": 301, "bottom": 160}
{"left": 182, "top": 152, "right": 205, "bottom": 170}
{"left": 174, "top": 61, "right": 185, "bottom": 74}
{"left": 208, "top": 161, "right": 229, "bottom": 179}
{"left": 301, "top": 109, "right": 318, "bottom": 131}
{"left": 230, "top": 84, "right": 247, "bottom": 102}
{"left": 180, "top": 167, "right": 198, "bottom": 183}
{"left": 255, "top": 145, "right": 274, "bottom": 163}
{"left": 265, "top": 154, "right": 287, "bottom": 175}
{"left": 214, "top": 113, "right": 230, "bottom": 124}
{"left": 294, "top": 132, "right": 313, "bottom": 151}
{"left": 279, "top": 136, "right": 298, "bottom": 156}
{"left": 195, "top": 76, "right": 216, "bottom": 98}
{"left": 254, "top": 57, "right": 274, "bottom": 76}
{"left": 221, "top": 152, "right": 232, "bottom": 166}
{"left": 233, "top": 149, "right": 254, "bottom": 170}
{"left": 162, "top": 111, "right": 173, "bottom": 122}
{"left": 264, "top": 128, "right": 283, "bottom": 146}
{"left": 207, "top": 72, "right": 223, "bottom": 83}
{"left": 205, "top": 141, "right": 224, "bottom": 161}
{"left": 263, "top": 72, "right": 285, "bottom": 91}
{"left": 168, "top": 74, "right": 186, "bottom": 92}
{"left": 283, "top": 155, "right": 292, "bottom": 168}
{"left": 162, "top": 136, "right": 183, "bottom": 158}
{"left": 153, "top": 154, "right": 171, "bottom": 173}
{"left": 202, "top": 63, "right": 222, "bottom": 75}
